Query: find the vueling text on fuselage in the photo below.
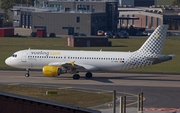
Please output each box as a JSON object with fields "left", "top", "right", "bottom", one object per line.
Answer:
{"left": 31, "top": 51, "right": 60, "bottom": 56}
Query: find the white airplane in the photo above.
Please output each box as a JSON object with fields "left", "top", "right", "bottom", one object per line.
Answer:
{"left": 5, "top": 25, "right": 174, "bottom": 79}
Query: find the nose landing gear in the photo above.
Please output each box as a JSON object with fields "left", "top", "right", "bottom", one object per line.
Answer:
{"left": 25, "top": 69, "right": 30, "bottom": 77}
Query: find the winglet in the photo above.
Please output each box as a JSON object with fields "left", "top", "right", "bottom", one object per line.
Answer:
{"left": 70, "top": 61, "right": 75, "bottom": 66}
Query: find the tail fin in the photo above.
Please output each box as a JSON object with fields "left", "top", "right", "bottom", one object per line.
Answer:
{"left": 137, "top": 25, "right": 168, "bottom": 54}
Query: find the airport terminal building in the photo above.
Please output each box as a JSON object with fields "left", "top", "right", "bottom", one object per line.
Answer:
{"left": 118, "top": 6, "right": 180, "bottom": 30}
{"left": 12, "top": 0, "right": 180, "bottom": 36}
{"left": 12, "top": 0, "right": 118, "bottom": 35}
{"left": 119, "top": 0, "right": 157, "bottom": 7}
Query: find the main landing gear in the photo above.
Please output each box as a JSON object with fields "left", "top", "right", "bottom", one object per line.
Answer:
{"left": 25, "top": 69, "right": 30, "bottom": 77}
{"left": 72, "top": 71, "right": 93, "bottom": 80}
{"left": 85, "top": 71, "right": 92, "bottom": 79}
{"left": 73, "top": 74, "right": 80, "bottom": 80}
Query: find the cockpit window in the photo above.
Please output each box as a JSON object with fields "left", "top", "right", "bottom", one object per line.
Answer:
{"left": 12, "top": 54, "right": 17, "bottom": 57}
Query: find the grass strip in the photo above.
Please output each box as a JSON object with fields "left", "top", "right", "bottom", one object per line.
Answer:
{"left": 0, "top": 85, "right": 112, "bottom": 108}
{"left": 0, "top": 37, "right": 180, "bottom": 73}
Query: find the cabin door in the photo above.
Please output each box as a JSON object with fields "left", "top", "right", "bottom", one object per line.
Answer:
{"left": 21, "top": 52, "right": 27, "bottom": 62}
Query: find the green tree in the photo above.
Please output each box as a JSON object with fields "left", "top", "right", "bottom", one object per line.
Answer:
{"left": 172, "top": 0, "right": 180, "bottom": 5}
{"left": 1, "top": 0, "right": 15, "bottom": 13}
{"left": 14, "top": 0, "right": 34, "bottom": 5}
{"left": 1, "top": 0, "right": 34, "bottom": 13}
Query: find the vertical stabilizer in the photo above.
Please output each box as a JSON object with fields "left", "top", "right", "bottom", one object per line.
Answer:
{"left": 137, "top": 25, "right": 168, "bottom": 54}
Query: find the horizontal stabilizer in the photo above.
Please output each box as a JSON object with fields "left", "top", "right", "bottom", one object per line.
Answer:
{"left": 147, "top": 54, "right": 174, "bottom": 64}
{"left": 168, "top": 54, "right": 176, "bottom": 57}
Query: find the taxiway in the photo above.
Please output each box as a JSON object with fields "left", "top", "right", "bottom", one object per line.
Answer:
{"left": 0, "top": 70, "right": 180, "bottom": 109}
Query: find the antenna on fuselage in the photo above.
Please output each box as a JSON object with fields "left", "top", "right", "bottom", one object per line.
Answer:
{"left": 28, "top": 48, "right": 31, "bottom": 50}
{"left": 100, "top": 49, "right": 102, "bottom": 52}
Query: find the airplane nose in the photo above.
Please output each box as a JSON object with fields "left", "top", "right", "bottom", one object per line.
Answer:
{"left": 5, "top": 58, "right": 11, "bottom": 66}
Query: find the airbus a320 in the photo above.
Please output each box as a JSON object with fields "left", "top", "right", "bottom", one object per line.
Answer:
{"left": 5, "top": 25, "right": 174, "bottom": 79}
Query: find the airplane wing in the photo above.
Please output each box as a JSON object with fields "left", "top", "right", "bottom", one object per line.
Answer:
{"left": 48, "top": 61, "right": 99, "bottom": 71}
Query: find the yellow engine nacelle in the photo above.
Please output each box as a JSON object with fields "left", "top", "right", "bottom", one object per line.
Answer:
{"left": 43, "top": 66, "right": 61, "bottom": 77}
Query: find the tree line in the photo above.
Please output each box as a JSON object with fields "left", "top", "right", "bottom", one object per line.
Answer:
{"left": 1, "top": 0, "right": 34, "bottom": 13}
{"left": 0, "top": 0, "right": 34, "bottom": 27}
{"left": 173, "top": 0, "right": 180, "bottom": 6}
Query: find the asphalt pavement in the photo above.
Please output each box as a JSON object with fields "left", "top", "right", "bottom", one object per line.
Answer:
{"left": 0, "top": 70, "right": 180, "bottom": 113}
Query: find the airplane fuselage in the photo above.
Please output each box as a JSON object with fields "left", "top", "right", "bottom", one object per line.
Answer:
{"left": 6, "top": 49, "right": 151, "bottom": 72}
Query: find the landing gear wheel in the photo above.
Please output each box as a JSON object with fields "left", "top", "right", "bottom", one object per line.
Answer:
{"left": 85, "top": 72, "right": 92, "bottom": 79}
{"left": 73, "top": 74, "right": 80, "bottom": 80}
{"left": 25, "top": 73, "right": 30, "bottom": 77}
{"left": 25, "top": 68, "right": 30, "bottom": 77}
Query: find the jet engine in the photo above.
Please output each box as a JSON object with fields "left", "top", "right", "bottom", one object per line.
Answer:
{"left": 43, "top": 66, "right": 61, "bottom": 77}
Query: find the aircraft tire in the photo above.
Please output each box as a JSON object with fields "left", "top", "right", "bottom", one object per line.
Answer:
{"left": 73, "top": 74, "right": 80, "bottom": 80}
{"left": 25, "top": 73, "right": 30, "bottom": 77}
{"left": 85, "top": 72, "right": 92, "bottom": 79}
